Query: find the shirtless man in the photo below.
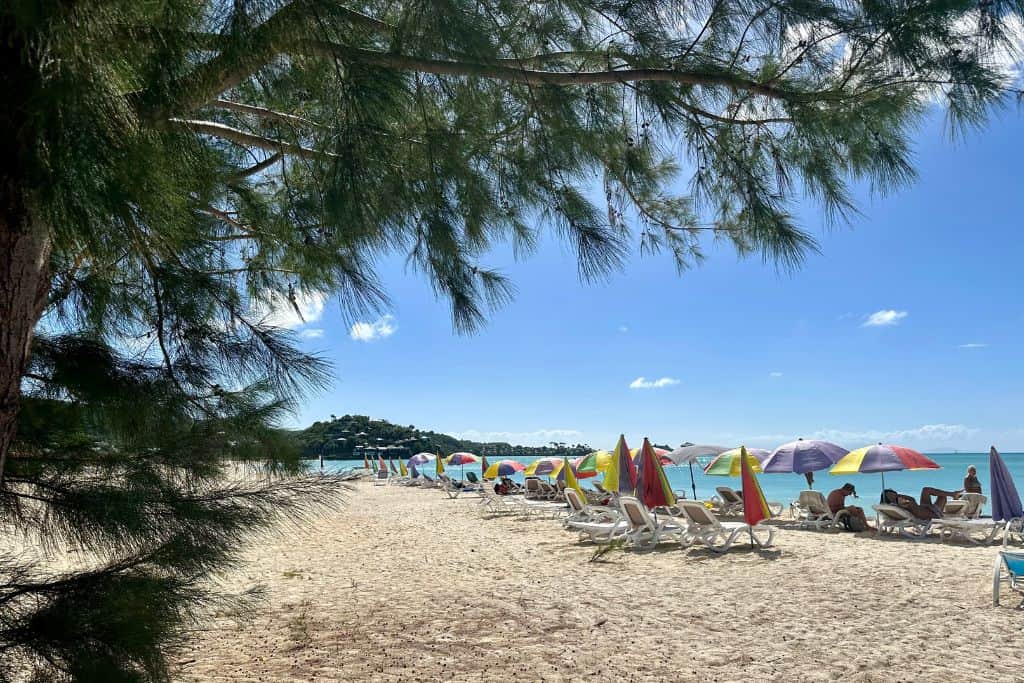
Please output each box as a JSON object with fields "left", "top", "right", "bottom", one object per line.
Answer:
{"left": 827, "top": 483, "right": 872, "bottom": 532}
{"left": 882, "top": 487, "right": 962, "bottom": 519}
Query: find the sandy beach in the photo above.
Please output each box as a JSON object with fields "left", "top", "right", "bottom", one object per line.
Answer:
{"left": 176, "top": 481, "right": 1019, "bottom": 682}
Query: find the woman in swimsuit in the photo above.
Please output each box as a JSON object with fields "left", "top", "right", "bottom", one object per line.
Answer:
{"left": 882, "top": 487, "right": 963, "bottom": 519}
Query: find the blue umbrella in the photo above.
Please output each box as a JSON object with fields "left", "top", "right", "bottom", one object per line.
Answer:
{"left": 990, "top": 446, "right": 1022, "bottom": 521}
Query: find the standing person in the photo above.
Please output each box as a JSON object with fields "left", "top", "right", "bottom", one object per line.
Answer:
{"left": 827, "top": 483, "right": 872, "bottom": 532}
{"left": 964, "top": 465, "right": 982, "bottom": 494}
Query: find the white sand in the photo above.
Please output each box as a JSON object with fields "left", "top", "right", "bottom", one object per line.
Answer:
{"left": 177, "top": 481, "right": 1019, "bottom": 682}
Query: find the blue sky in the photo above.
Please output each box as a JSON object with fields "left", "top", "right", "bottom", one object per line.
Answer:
{"left": 282, "top": 108, "right": 1024, "bottom": 452}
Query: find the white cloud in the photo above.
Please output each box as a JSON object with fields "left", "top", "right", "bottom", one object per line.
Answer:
{"left": 618, "top": 325, "right": 629, "bottom": 333}
{"left": 300, "top": 328, "right": 325, "bottom": 339}
{"left": 958, "top": 343, "right": 987, "bottom": 349}
{"left": 862, "top": 310, "right": 908, "bottom": 327}
{"left": 350, "top": 314, "right": 397, "bottom": 342}
{"left": 769, "top": 371, "right": 784, "bottom": 378}
{"left": 629, "top": 376, "right": 680, "bottom": 390}
{"left": 450, "top": 428, "right": 584, "bottom": 447}
{"left": 740, "top": 423, "right": 979, "bottom": 450}
{"left": 259, "top": 291, "right": 326, "bottom": 330}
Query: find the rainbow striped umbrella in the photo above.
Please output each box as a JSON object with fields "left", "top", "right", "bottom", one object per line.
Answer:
{"left": 704, "top": 448, "right": 771, "bottom": 477}
{"left": 446, "top": 452, "right": 479, "bottom": 465}
{"left": 830, "top": 443, "right": 939, "bottom": 490}
{"left": 637, "top": 438, "right": 676, "bottom": 509}
{"left": 576, "top": 450, "right": 612, "bottom": 476}
{"left": 630, "top": 446, "right": 673, "bottom": 465}
{"left": 524, "top": 457, "right": 561, "bottom": 477}
{"left": 552, "top": 457, "right": 598, "bottom": 481}
{"left": 484, "top": 459, "right": 526, "bottom": 478}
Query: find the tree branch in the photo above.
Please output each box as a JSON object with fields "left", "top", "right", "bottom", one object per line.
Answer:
{"left": 170, "top": 119, "right": 335, "bottom": 160}
{"left": 212, "top": 100, "right": 317, "bottom": 127}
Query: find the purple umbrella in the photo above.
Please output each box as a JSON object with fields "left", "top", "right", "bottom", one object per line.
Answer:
{"left": 990, "top": 446, "right": 1022, "bottom": 521}
{"left": 408, "top": 452, "right": 435, "bottom": 466}
{"left": 762, "top": 439, "right": 849, "bottom": 482}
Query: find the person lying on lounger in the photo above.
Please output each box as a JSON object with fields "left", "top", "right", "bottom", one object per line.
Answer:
{"left": 827, "top": 483, "right": 873, "bottom": 532}
{"left": 881, "top": 487, "right": 963, "bottom": 519}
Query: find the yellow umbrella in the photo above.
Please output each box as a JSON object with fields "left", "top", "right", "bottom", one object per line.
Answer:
{"left": 435, "top": 448, "right": 445, "bottom": 475}
{"left": 562, "top": 457, "right": 584, "bottom": 496}
{"left": 399, "top": 459, "right": 408, "bottom": 477}
{"left": 523, "top": 457, "right": 561, "bottom": 477}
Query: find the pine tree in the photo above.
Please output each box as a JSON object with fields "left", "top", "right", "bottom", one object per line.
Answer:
{"left": 1, "top": 1, "right": 1021, "bottom": 680}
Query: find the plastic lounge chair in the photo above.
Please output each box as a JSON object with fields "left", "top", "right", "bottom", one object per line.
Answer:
{"left": 523, "top": 478, "right": 546, "bottom": 500}
{"left": 794, "top": 490, "right": 850, "bottom": 531}
{"left": 563, "top": 489, "right": 619, "bottom": 525}
{"left": 934, "top": 517, "right": 1004, "bottom": 545}
{"left": 674, "top": 501, "right": 775, "bottom": 552}
{"left": 715, "top": 487, "right": 744, "bottom": 515}
{"left": 372, "top": 469, "right": 390, "bottom": 486}
{"left": 993, "top": 550, "right": 1024, "bottom": 607}
{"left": 479, "top": 486, "right": 517, "bottom": 515}
{"left": 871, "top": 504, "right": 933, "bottom": 539}
{"left": 618, "top": 496, "right": 688, "bottom": 549}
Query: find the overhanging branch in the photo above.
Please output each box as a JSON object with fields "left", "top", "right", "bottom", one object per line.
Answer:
{"left": 170, "top": 119, "right": 334, "bottom": 160}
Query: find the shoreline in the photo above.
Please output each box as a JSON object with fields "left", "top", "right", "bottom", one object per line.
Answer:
{"left": 177, "top": 480, "right": 1018, "bottom": 682}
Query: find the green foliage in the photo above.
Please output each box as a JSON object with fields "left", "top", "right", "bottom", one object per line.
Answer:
{"left": 292, "top": 414, "right": 593, "bottom": 459}
{"left": 2, "top": 1, "right": 1022, "bottom": 681}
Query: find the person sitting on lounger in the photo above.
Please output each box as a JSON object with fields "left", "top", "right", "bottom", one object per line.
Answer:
{"left": 964, "top": 465, "right": 982, "bottom": 494}
{"left": 827, "top": 483, "right": 872, "bottom": 532}
{"left": 882, "top": 487, "right": 963, "bottom": 519}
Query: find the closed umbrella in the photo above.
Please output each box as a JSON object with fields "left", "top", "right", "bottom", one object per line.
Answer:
{"left": 602, "top": 435, "right": 637, "bottom": 495}
{"left": 740, "top": 446, "right": 773, "bottom": 546}
{"left": 668, "top": 444, "right": 730, "bottom": 500}
{"left": 762, "top": 439, "right": 849, "bottom": 486}
{"left": 990, "top": 446, "right": 1023, "bottom": 522}
{"left": 636, "top": 438, "right": 676, "bottom": 509}
{"left": 561, "top": 457, "right": 585, "bottom": 496}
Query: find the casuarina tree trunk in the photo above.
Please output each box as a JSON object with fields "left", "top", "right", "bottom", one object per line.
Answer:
{"left": 0, "top": 18, "right": 51, "bottom": 485}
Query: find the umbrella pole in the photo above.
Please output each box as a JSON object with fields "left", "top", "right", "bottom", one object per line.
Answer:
{"left": 688, "top": 462, "right": 697, "bottom": 500}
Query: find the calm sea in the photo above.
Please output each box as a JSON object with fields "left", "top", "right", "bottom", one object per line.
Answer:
{"left": 312, "top": 452, "right": 1024, "bottom": 516}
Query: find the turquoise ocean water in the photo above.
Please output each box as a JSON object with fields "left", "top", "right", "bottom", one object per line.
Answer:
{"left": 312, "top": 452, "right": 1024, "bottom": 516}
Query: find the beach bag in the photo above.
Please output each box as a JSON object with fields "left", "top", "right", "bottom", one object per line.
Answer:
{"left": 844, "top": 515, "right": 866, "bottom": 532}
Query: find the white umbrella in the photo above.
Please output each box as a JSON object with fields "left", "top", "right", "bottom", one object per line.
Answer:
{"left": 667, "top": 445, "right": 730, "bottom": 499}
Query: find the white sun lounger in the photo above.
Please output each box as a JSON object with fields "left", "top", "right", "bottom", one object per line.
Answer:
{"left": 564, "top": 489, "right": 619, "bottom": 525}
{"left": 617, "top": 496, "right": 689, "bottom": 550}
{"left": 793, "top": 490, "right": 850, "bottom": 531}
{"left": 674, "top": 501, "right": 775, "bottom": 552}
{"left": 933, "top": 517, "right": 1004, "bottom": 545}
{"left": 871, "top": 504, "right": 933, "bottom": 539}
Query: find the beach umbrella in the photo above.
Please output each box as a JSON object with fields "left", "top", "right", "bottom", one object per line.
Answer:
{"left": 388, "top": 457, "right": 398, "bottom": 474}
{"left": 602, "top": 435, "right": 637, "bottom": 495}
{"left": 363, "top": 454, "right": 371, "bottom": 470}
{"left": 637, "top": 438, "right": 676, "bottom": 509}
{"left": 446, "top": 451, "right": 479, "bottom": 479}
{"left": 410, "top": 464, "right": 420, "bottom": 479}
{"left": 409, "top": 452, "right": 435, "bottom": 466}
{"left": 446, "top": 452, "right": 479, "bottom": 466}
{"left": 630, "top": 446, "right": 673, "bottom": 465}
{"left": 704, "top": 448, "right": 772, "bottom": 477}
{"left": 990, "top": 446, "right": 1023, "bottom": 521}
{"left": 668, "top": 444, "right": 729, "bottom": 500}
{"left": 829, "top": 443, "right": 940, "bottom": 492}
{"left": 523, "top": 457, "right": 561, "bottom": 476}
{"left": 370, "top": 456, "right": 378, "bottom": 473}
{"left": 762, "top": 439, "right": 849, "bottom": 485}
{"left": 481, "top": 454, "right": 490, "bottom": 477}
{"left": 740, "top": 445, "right": 773, "bottom": 545}
{"left": 551, "top": 457, "right": 598, "bottom": 481}
{"left": 399, "top": 459, "right": 409, "bottom": 477}
{"left": 484, "top": 459, "right": 526, "bottom": 478}
{"left": 561, "top": 457, "right": 585, "bottom": 496}
{"left": 378, "top": 454, "right": 387, "bottom": 473}
{"left": 576, "top": 450, "right": 612, "bottom": 476}
{"left": 435, "top": 448, "right": 445, "bottom": 476}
